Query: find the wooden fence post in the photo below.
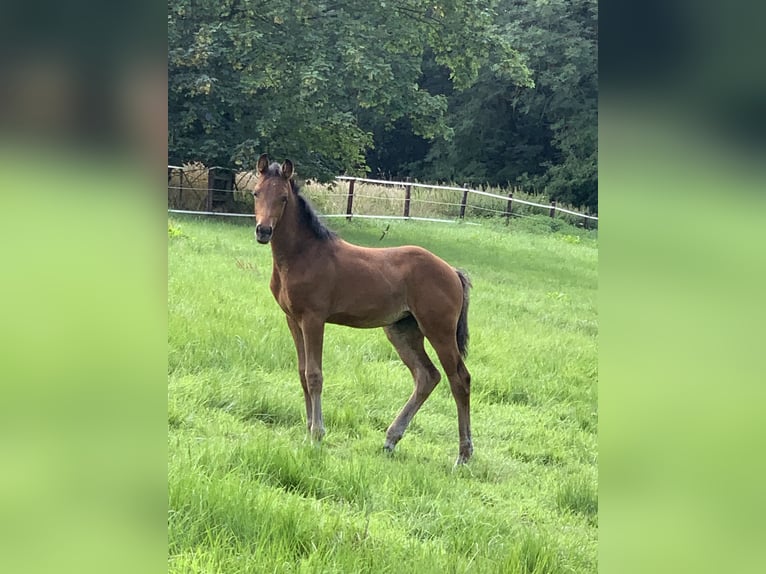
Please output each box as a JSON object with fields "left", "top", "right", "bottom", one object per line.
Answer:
{"left": 583, "top": 216, "right": 589, "bottom": 230}
{"left": 167, "top": 167, "right": 174, "bottom": 208}
{"left": 206, "top": 168, "right": 215, "bottom": 211}
{"left": 178, "top": 170, "right": 185, "bottom": 208}
{"left": 346, "top": 178, "right": 356, "bottom": 221}
{"left": 403, "top": 177, "right": 412, "bottom": 218}
{"left": 459, "top": 183, "right": 469, "bottom": 219}
{"left": 549, "top": 200, "right": 556, "bottom": 218}
{"left": 505, "top": 191, "right": 513, "bottom": 224}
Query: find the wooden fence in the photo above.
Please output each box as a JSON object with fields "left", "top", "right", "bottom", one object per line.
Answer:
{"left": 335, "top": 176, "right": 598, "bottom": 228}
{"left": 167, "top": 166, "right": 598, "bottom": 228}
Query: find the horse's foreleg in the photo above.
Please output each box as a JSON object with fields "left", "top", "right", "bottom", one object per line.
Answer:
{"left": 300, "top": 317, "right": 326, "bottom": 441}
{"left": 285, "top": 316, "right": 311, "bottom": 432}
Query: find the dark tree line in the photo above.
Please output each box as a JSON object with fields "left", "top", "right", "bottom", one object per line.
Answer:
{"left": 169, "top": 1, "right": 597, "bottom": 211}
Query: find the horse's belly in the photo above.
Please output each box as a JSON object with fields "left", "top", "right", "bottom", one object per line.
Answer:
{"left": 326, "top": 309, "right": 409, "bottom": 329}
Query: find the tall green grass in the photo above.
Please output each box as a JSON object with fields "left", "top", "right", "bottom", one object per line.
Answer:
{"left": 168, "top": 215, "right": 597, "bottom": 573}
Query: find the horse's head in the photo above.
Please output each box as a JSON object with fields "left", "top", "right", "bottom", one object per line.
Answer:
{"left": 253, "top": 153, "right": 294, "bottom": 244}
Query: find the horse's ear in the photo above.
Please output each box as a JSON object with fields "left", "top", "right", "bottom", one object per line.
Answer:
{"left": 257, "top": 153, "right": 270, "bottom": 174}
{"left": 281, "top": 159, "right": 294, "bottom": 180}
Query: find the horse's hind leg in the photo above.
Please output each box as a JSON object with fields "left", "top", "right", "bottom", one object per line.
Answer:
{"left": 383, "top": 316, "right": 441, "bottom": 453}
{"left": 427, "top": 335, "right": 473, "bottom": 465}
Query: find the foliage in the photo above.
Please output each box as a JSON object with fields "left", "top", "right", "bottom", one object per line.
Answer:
{"left": 169, "top": 0, "right": 596, "bottom": 210}
{"left": 416, "top": 0, "right": 598, "bottom": 211}
{"left": 168, "top": 0, "right": 531, "bottom": 180}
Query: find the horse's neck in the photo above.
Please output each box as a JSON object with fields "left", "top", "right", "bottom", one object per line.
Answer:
{"left": 269, "top": 204, "right": 318, "bottom": 268}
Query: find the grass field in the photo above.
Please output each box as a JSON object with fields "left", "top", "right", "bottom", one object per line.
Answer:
{"left": 168, "top": 215, "right": 598, "bottom": 573}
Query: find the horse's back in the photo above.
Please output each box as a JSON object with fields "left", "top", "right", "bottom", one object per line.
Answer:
{"left": 339, "top": 241, "right": 457, "bottom": 284}
{"left": 334, "top": 241, "right": 464, "bottom": 325}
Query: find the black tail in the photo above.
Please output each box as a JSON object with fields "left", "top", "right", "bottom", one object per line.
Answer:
{"left": 455, "top": 269, "right": 472, "bottom": 358}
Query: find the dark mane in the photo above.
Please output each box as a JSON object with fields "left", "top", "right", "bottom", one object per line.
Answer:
{"left": 264, "top": 162, "right": 336, "bottom": 241}
{"left": 293, "top": 180, "right": 337, "bottom": 241}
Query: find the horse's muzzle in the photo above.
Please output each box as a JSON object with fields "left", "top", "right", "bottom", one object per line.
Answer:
{"left": 255, "top": 224, "right": 273, "bottom": 244}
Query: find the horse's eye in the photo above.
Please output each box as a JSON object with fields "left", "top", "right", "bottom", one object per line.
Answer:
{"left": 281, "top": 196, "right": 288, "bottom": 203}
{"left": 253, "top": 191, "right": 259, "bottom": 198}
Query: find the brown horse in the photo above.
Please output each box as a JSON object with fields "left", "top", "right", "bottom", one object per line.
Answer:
{"left": 252, "top": 154, "right": 473, "bottom": 464}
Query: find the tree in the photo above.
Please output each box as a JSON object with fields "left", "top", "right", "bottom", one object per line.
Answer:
{"left": 168, "top": 0, "right": 531, "bottom": 180}
{"left": 419, "top": 0, "right": 597, "bottom": 210}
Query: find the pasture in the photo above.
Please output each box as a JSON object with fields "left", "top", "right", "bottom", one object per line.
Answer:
{"left": 168, "top": 215, "right": 598, "bottom": 573}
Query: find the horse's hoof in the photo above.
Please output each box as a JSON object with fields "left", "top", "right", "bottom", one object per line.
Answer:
{"left": 383, "top": 441, "right": 395, "bottom": 455}
{"left": 456, "top": 441, "right": 473, "bottom": 465}
{"left": 310, "top": 427, "right": 326, "bottom": 442}
{"left": 454, "top": 451, "right": 473, "bottom": 466}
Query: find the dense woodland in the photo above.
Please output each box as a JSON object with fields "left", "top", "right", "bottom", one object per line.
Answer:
{"left": 169, "top": 1, "right": 597, "bottom": 211}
